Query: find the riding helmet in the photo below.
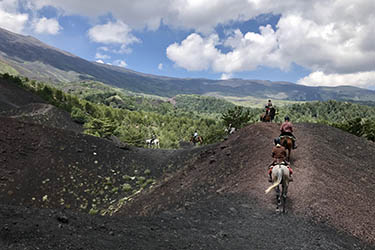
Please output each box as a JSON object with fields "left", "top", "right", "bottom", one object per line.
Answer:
{"left": 274, "top": 137, "right": 281, "bottom": 145}
{"left": 284, "top": 116, "right": 290, "bottom": 121}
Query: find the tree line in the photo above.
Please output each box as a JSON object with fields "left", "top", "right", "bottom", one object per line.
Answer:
{"left": 2, "top": 73, "right": 374, "bottom": 146}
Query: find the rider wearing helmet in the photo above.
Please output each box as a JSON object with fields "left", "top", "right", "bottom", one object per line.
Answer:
{"left": 280, "top": 116, "right": 297, "bottom": 149}
{"left": 268, "top": 138, "right": 293, "bottom": 182}
{"left": 267, "top": 99, "right": 273, "bottom": 108}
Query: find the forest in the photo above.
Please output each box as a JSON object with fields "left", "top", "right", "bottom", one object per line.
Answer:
{"left": 2, "top": 73, "right": 375, "bottom": 148}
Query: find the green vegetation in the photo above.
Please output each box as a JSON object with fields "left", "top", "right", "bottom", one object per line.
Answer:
{"left": 1, "top": 73, "right": 231, "bottom": 148}
{"left": 275, "top": 100, "right": 375, "bottom": 142}
{"left": 0, "top": 60, "right": 19, "bottom": 75}
{"left": 221, "top": 106, "right": 254, "bottom": 129}
{"left": 2, "top": 73, "right": 375, "bottom": 145}
{"left": 221, "top": 95, "right": 304, "bottom": 108}
{"left": 173, "top": 94, "right": 236, "bottom": 116}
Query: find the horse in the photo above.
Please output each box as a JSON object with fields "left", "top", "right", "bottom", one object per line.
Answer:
{"left": 260, "top": 113, "right": 271, "bottom": 122}
{"left": 190, "top": 135, "right": 203, "bottom": 146}
{"left": 265, "top": 164, "right": 290, "bottom": 213}
{"left": 269, "top": 107, "right": 276, "bottom": 122}
{"left": 145, "top": 138, "right": 160, "bottom": 148}
{"left": 260, "top": 107, "right": 276, "bottom": 122}
{"left": 280, "top": 136, "right": 293, "bottom": 161}
{"left": 225, "top": 127, "right": 236, "bottom": 135}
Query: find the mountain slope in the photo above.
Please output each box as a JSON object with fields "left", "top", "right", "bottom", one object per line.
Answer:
{"left": 1, "top": 118, "right": 374, "bottom": 249}
{"left": 119, "top": 122, "right": 375, "bottom": 244}
{"left": 1, "top": 27, "right": 375, "bottom": 101}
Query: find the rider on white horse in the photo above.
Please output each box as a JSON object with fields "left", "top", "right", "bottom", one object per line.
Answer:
{"left": 268, "top": 138, "right": 293, "bottom": 182}
{"left": 193, "top": 130, "right": 198, "bottom": 140}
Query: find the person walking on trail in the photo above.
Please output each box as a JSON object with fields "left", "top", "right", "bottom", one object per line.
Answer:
{"left": 280, "top": 116, "right": 297, "bottom": 149}
{"left": 268, "top": 138, "right": 293, "bottom": 182}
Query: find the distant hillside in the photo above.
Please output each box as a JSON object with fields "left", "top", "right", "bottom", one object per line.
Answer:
{"left": 1, "top": 27, "right": 375, "bottom": 102}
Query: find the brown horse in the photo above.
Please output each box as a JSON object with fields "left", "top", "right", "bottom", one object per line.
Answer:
{"left": 280, "top": 136, "right": 293, "bottom": 161}
{"left": 190, "top": 135, "right": 203, "bottom": 145}
{"left": 260, "top": 113, "right": 271, "bottom": 122}
{"left": 260, "top": 107, "right": 276, "bottom": 122}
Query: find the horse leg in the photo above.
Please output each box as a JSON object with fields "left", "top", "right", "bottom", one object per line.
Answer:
{"left": 275, "top": 186, "right": 281, "bottom": 211}
{"left": 282, "top": 183, "right": 288, "bottom": 213}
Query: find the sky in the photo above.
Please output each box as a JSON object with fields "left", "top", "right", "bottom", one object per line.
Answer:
{"left": 0, "top": 0, "right": 374, "bottom": 89}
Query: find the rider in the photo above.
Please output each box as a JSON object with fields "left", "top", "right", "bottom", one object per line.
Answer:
{"left": 268, "top": 138, "right": 293, "bottom": 182}
{"left": 265, "top": 99, "right": 273, "bottom": 114}
{"left": 150, "top": 133, "right": 156, "bottom": 144}
{"left": 280, "top": 116, "right": 297, "bottom": 149}
{"left": 193, "top": 130, "right": 198, "bottom": 139}
{"left": 267, "top": 99, "right": 273, "bottom": 108}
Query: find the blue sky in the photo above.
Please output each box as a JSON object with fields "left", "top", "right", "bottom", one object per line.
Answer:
{"left": 0, "top": 0, "right": 374, "bottom": 89}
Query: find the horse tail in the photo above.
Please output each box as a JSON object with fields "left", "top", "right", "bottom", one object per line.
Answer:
{"left": 265, "top": 168, "right": 282, "bottom": 194}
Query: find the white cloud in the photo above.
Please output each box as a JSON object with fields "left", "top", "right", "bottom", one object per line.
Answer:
{"left": 158, "top": 63, "right": 163, "bottom": 70}
{"left": 29, "top": 0, "right": 172, "bottom": 30}
{"left": 167, "top": 33, "right": 221, "bottom": 71}
{"left": 298, "top": 71, "right": 375, "bottom": 89}
{"left": 0, "top": 9, "right": 28, "bottom": 33}
{"left": 221, "top": 73, "right": 232, "bottom": 80}
{"left": 3, "top": 0, "right": 375, "bottom": 88}
{"left": 33, "top": 17, "right": 61, "bottom": 34}
{"left": 166, "top": 27, "right": 281, "bottom": 73}
{"left": 96, "top": 59, "right": 104, "bottom": 64}
{"left": 98, "top": 46, "right": 109, "bottom": 52}
{"left": 0, "top": 0, "right": 20, "bottom": 12}
{"left": 113, "top": 59, "right": 127, "bottom": 67}
{"left": 88, "top": 21, "right": 138, "bottom": 44}
{"left": 166, "top": 1, "right": 375, "bottom": 88}
{"left": 95, "top": 52, "right": 110, "bottom": 60}
{"left": 88, "top": 21, "right": 140, "bottom": 53}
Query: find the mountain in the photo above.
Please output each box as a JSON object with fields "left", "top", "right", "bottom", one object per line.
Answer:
{"left": 1, "top": 27, "right": 375, "bottom": 102}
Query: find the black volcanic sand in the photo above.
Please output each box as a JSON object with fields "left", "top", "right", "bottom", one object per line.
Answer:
{"left": 1, "top": 78, "right": 375, "bottom": 249}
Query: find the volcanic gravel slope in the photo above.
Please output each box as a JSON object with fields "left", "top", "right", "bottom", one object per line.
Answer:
{"left": 119, "top": 122, "right": 375, "bottom": 246}
{"left": 1, "top": 78, "right": 375, "bottom": 249}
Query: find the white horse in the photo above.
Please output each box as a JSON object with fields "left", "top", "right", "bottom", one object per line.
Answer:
{"left": 225, "top": 127, "right": 236, "bottom": 135}
{"left": 145, "top": 138, "right": 160, "bottom": 148}
{"left": 265, "top": 164, "right": 290, "bottom": 213}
